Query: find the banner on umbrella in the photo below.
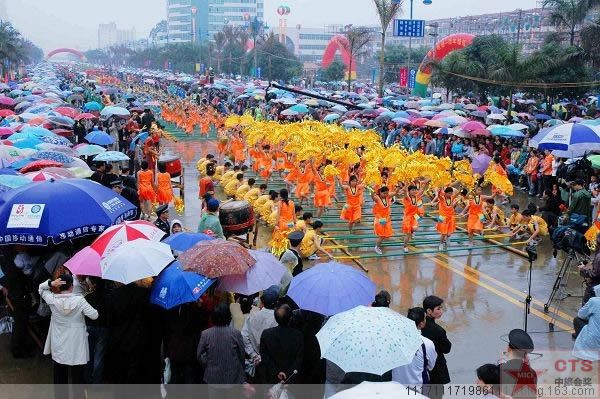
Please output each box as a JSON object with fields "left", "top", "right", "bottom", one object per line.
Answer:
{"left": 7, "top": 204, "right": 45, "bottom": 229}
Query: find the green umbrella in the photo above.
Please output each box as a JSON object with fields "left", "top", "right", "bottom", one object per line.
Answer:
{"left": 588, "top": 155, "right": 600, "bottom": 169}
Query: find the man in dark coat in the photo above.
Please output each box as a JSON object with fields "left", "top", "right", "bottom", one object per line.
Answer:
{"left": 421, "top": 295, "right": 452, "bottom": 399}
{"left": 140, "top": 108, "right": 156, "bottom": 131}
{"left": 259, "top": 304, "right": 304, "bottom": 384}
{"left": 499, "top": 329, "right": 537, "bottom": 399}
{"left": 154, "top": 205, "right": 170, "bottom": 237}
{"left": 110, "top": 180, "right": 141, "bottom": 220}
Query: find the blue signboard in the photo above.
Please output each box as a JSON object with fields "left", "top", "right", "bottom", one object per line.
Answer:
{"left": 393, "top": 19, "right": 425, "bottom": 38}
{"left": 257, "top": 67, "right": 261, "bottom": 79}
{"left": 408, "top": 69, "right": 417, "bottom": 89}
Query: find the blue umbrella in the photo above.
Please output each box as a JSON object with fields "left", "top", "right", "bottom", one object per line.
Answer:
{"left": 93, "top": 151, "right": 130, "bottom": 162}
{"left": 0, "top": 175, "right": 31, "bottom": 193}
{"left": 287, "top": 262, "right": 376, "bottom": 316}
{"left": 12, "top": 138, "right": 43, "bottom": 149}
{"left": 394, "top": 111, "right": 410, "bottom": 119}
{"left": 32, "top": 151, "right": 74, "bottom": 164}
{"left": 162, "top": 232, "right": 214, "bottom": 252}
{"left": 7, "top": 157, "right": 36, "bottom": 170}
{"left": 85, "top": 130, "right": 114, "bottom": 146}
{"left": 0, "top": 168, "right": 18, "bottom": 176}
{"left": 129, "top": 131, "right": 149, "bottom": 151}
{"left": 21, "top": 126, "right": 55, "bottom": 137}
{"left": 289, "top": 104, "right": 309, "bottom": 113}
{"left": 323, "top": 113, "right": 340, "bottom": 123}
{"left": 48, "top": 115, "right": 75, "bottom": 127}
{"left": 150, "top": 262, "right": 215, "bottom": 310}
{"left": 38, "top": 135, "right": 71, "bottom": 146}
{"left": 533, "top": 123, "right": 600, "bottom": 151}
{"left": 534, "top": 113, "right": 551, "bottom": 121}
{"left": 490, "top": 126, "right": 513, "bottom": 136}
{"left": 433, "top": 127, "right": 454, "bottom": 135}
{"left": 84, "top": 101, "right": 102, "bottom": 111}
{"left": 0, "top": 179, "right": 137, "bottom": 245}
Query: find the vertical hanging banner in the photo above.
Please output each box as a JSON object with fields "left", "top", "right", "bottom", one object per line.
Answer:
{"left": 399, "top": 67, "right": 408, "bottom": 87}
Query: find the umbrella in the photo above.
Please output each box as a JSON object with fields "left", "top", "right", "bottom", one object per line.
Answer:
{"left": 93, "top": 151, "right": 130, "bottom": 162}
{"left": 38, "top": 135, "right": 71, "bottom": 146}
{"left": 0, "top": 175, "right": 31, "bottom": 193}
{"left": 341, "top": 120, "right": 362, "bottom": 129}
{"left": 470, "top": 128, "right": 491, "bottom": 137}
{"left": 0, "top": 168, "right": 18, "bottom": 176}
{"left": 218, "top": 250, "right": 287, "bottom": 295}
{"left": 0, "top": 96, "right": 16, "bottom": 107}
{"left": 588, "top": 155, "right": 600, "bottom": 169}
{"left": 0, "top": 179, "right": 137, "bottom": 245}
{"left": 68, "top": 166, "right": 93, "bottom": 178}
{"left": 404, "top": 101, "right": 420, "bottom": 109}
{"left": 0, "top": 109, "right": 15, "bottom": 117}
{"left": 533, "top": 123, "right": 600, "bottom": 151}
{"left": 287, "top": 262, "right": 376, "bottom": 316}
{"left": 330, "top": 382, "right": 426, "bottom": 399}
{"left": 331, "top": 104, "right": 348, "bottom": 113}
{"left": 487, "top": 114, "right": 506, "bottom": 121}
{"left": 162, "top": 232, "right": 214, "bottom": 252}
{"left": 74, "top": 113, "right": 97, "bottom": 121}
{"left": 280, "top": 109, "right": 299, "bottom": 116}
{"left": 0, "top": 145, "right": 24, "bottom": 162}
{"left": 85, "top": 131, "right": 114, "bottom": 146}
{"left": 411, "top": 118, "right": 429, "bottom": 127}
{"left": 461, "top": 121, "right": 486, "bottom": 132}
{"left": 451, "top": 129, "right": 470, "bottom": 138}
{"left": 84, "top": 102, "right": 102, "bottom": 111}
{"left": 178, "top": 239, "right": 256, "bottom": 278}
{"left": 316, "top": 306, "right": 422, "bottom": 375}
{"left": 433, "top": 127, "right": 453, "bottom": 135}
{"left": 100, "top": 239, "right": 174, "bottom": 284}
{"left": 24, "top": 170, "right": 71, "bottom": 182}
{"left": 464, "top": 104, "right": 478, "bottom": 110}
{"left": 91, "top": 220, "right": 166, "bottom": 257}
{"left": 32, "top": 150, "right": 73, "bottom": 164}
{"left": 289, "top": 104, "right": 309, "bottom": 113}
{"left": 392, "top": 117, "right": 411, "bottom": 125}
{"left": 76, "top": 144, "right": 106, "bottom": 156}
{"left": 507, "top": 123, "right": 528, "bottom": 131}
{"left": 470, "top": 110, "right": 487, "bottom": 118}
{"left": 471, "top": 153, "right": 492, "bottom": 175}
{"left": 544, "top": 119, "right": 564, "bottom": 127}
{"left": 20, "top": 160, "right": 63, "bottom": 173}
{"left": 48, "top": 115, "right": 75, "bottom": 128}
{"left": 64, "top": 246, "right": 102, "bottom": 277}
{"left": 424, "top": 119, "right": 447, "bottom": 128}
{"left": 324, "top": 113, "right": 340, "bottom": 123}
{"left": 150, "top": 262, "right": 215, "bottom": 310}
{"left": 490, "top": 126, "right": 513, "bottom": 136}
{"left": 534, "top": 113, "right": 552, "bottom": 121}
{"left": 100, "top": 106, "right": 130, "bottom": 118}
{"left": 54, "top": 107, "right": 80, "bottom": 118}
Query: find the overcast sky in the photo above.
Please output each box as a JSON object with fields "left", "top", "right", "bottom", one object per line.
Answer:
{"left": 6, "top": 0, "right": 540, "bottom": 52}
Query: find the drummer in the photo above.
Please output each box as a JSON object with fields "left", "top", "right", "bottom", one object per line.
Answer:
{"left": 197, "top": 199, "right": 225, "bottom": 239}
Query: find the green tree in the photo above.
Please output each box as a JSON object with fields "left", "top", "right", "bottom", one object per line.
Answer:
{"left": 579, "top": 18, "right": 600, "bottom": 68}
{"left": 373, "top": 0, "right": 402, "bottom": 97}
{"left": 246, "top": 32, "right": 301, "bottom": 81}
{"left": 321, "top": 60, "right": 346, "bottom": 82}
{"left": 342, "top": 26, "right": 373, "bottom": 88}
{"left": 542, "top": 0, "right": 600, "bottom": 45}
{"left": 379, "top": 45, "right": 428, "bottom": 84}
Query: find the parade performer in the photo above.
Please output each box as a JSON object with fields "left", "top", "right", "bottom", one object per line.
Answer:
{"left": 199, "top": 164, "right": 216, "bottom": 199}
{"left": 236, "top": 178, "right": 255, "bottom": 201}
{"left": 299, "top": 221, "right": 333, "bottom": 261}
{"left": 510, "top": 209, "right": 549, "bottom": 245}
{"left": 260, "top": 190, "right": 279, "bottom": 227}
{"left": 460, "top": 185, "right": 494, "bottom": 249}
{"left": 225, "top": 173, "right": 244, "bottom": 198}
{"left": 275, "top": 188, "right": 296, "bottom": 232}
{"left": 295, "top": 160, "right": 313, "bottom": 206}
{"left": 137, "top": 160, "right": 156, "bottom": 221}
{"left": 435, "top": 187, "right": 459, "bottom": 251}
{"left": 484, "top": 198, "right": 508, "bottom": 230}
{"left": 257, "top": 145, "right": 273, "bottom": 183}
{"left": 401, "top": 180, "right": 429, "bottom": 254}
{"left": 372, "top": 186, "right": 394, "bottom": 255}
{"left": 312, "top": 162, "right": 332, "bottom": 217}
{"left": 156, "top": 164, "right": 174, "bottom": 206}
{"left": 244, "top": 183, "right": 267, "bottom": 207}
{"left": 340, "top": 175, "right": 365, "bottom": 233}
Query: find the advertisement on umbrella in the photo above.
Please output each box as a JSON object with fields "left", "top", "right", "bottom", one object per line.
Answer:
{"left": 6, "top": 203, "right": 45, "bottom": 228}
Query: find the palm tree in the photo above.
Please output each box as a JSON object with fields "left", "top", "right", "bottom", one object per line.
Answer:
{"left": 373, "top": 0, "right": 402, "bottom": 97}
{"left": 542, "top": 0, "right": 600, "bottom": 45}
{"left": 579, "top": 18, "right": 600, "bottom": 67}
{"left": 342, "top": 26, "right": 373, "bottom": 88}
{"left": 213, "top": 31, "right": 226, "bottom": 73}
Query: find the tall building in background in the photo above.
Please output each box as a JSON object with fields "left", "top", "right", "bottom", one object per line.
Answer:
{"left": 0, "top": 0, "right": 8, "bottom": 21}
{"left": 98, "top": 22, "right": 136, "bottom": 48}
{"left": 167, "top": 0, "right": 264, "bottom": 43}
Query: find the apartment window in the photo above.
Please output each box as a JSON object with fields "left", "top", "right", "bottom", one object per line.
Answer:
{"left": 299, "top": 44, "right": 327, "bottom": 50}
{"left": 299, "top": 33, "right": 334, "bottom": 41}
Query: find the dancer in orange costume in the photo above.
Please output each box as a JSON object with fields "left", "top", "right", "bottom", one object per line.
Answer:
{"left": 137, "top": 160, "right": 156, "bottom": 220}
{"left": 274, "top": 147, "right": 286, "bottom": 177}
{"left": 257, "top": 145, "right": 273, "bottom": 183}
{"left": 295, "top": 160, "right": 313, "bottom": 206}
{"left": 311, "top": 162, "right": 332, "bottom": 217}
{"left": 275, "top": 188, "right": 297, "bottom": 232}
{"left": 401, "top": 180, "right": 429, "bottom": 254}
{"left": 372, "top": 186, "right": 394, "bottom": 255}
{"left": 156, "top": 163, "right": 174, "bottom": 206}
{"left": 283, "top": 153, "right": 297, "bottom": 192}
{"left": 435, "top": 186, "right": 459, "bottom": 251}
{"left": 216, "top": 130, "right": 228, "bottom": 161}
{"left": 459, "top": 185, "right": 495, "bottom": 249}
{"left": 340, "top": 175, "right": 364, "bottom": 233}
{"left": 231, "top": 133, "right": 246, "bottom": 166}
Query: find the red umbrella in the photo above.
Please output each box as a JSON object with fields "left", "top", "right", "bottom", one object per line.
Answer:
{"left": 470, "top": 128, "right": 491, "bottom": 137}
{"left": 52, "top": 129, "right": 74, "bottom": 138}
{"left": 178, "top": 240, "right": 256, "bottom": 278}
{"left": 24, "top": 170, "right": 72, "bottom": 182}
{"left": 477, "top": 105, "right": 489, "bottom": 111}
{"left": 20, "top": 160, "right": 64, "bottom": 173}
{"left": 74, "top": 113, "right": 97, "bottom": 121}
{"left": 28, "top": 117, "right": 47, "bottom": 126}
{"left": 55, "top": 107, "right": 80, "bottom": 118}
{"left": 0, "top": 109, "right": 15, "bottom": 117}
{"left": 0, "top": 127, "right": 14, "bottom": 137}
{"left": 411, "top": 117, "right": 429, "bottom": 127}
{"left": 91, "top": 220, "right": 166, "bottom": 257}
{"left": 0, "top": 96, "right": 16, "bottom": 107}
{"left": 41, "top": 98, "right": 62, "bottom": 104}
{"left": 461, "top": 121, "right": 487, "bottom": 132}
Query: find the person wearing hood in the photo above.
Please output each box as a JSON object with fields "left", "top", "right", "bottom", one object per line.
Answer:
{"left": 573, "top": 284, "right": 600, "bottom": 361}
{"left": 170, "top": 219, "right": 184, "bottom": 235}
{"left": 39, "top": 274, "right": 98, "bottom": 396}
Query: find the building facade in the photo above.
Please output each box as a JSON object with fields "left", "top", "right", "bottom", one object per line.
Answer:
{"left": 98, "top": 22, "right": 136, "bottom": 49}
{"left": 167, "top": 0, "right": 264, "bottom": 43}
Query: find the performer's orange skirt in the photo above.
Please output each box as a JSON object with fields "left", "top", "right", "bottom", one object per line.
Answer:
{"left": 436, "top": 215, "right": 456, "bottom": 235}
{"left": 314, "top": 189, "right": 331, "bottom": 207}
{"left": 467, "top": 213, "right": 484, "bottom": 233}
{"left": 374, "top": 217, "right": 393, "bottom": 238}
{"left": 341, "top": 204, "right": 361, "bottom": 223}
{"left": 295, "top": 183, "right": 310, "bottom": 198}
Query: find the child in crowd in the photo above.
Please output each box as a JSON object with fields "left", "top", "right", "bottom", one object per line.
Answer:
{"left": 300, "top": 220, "right": 333, "bottom": 261}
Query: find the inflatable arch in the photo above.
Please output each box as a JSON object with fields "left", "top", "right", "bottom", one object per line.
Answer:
{"left": 322, "top": 35, "right": 357, "bottom": 78}
{"left": 412, "top": 33, "right": 475, "bottom": 97}
{"left": 46, "top": 48, "right": 87, "bottom": 61}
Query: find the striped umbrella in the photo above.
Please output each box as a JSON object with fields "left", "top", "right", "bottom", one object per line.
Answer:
{"left": 90, "top": 220, "right": 166, "bottom": 258}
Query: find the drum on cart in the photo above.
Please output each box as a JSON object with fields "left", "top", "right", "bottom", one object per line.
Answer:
{"left": 219, "top": 200, "right": 255, "bottom": 237}
{"left": 158, "top": 154, "right": 182, "bottom": 178}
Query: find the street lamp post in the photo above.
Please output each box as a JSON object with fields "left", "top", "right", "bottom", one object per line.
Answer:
{"left": 406, "top": 0, "right": 432, "bottom": 93}
{"left": 191, "top": 6, "right": 197, "bottom": 43}
{"left": 249, "top": 17, "right": 264, "bottom": 79}
{"left": 427, "top": 22, "right": 438, "bottom": 96}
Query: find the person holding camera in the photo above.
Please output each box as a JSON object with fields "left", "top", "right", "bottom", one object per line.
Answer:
{"left": 579, "top": 239, "right": 600, "bottom": 305}
{"left": 39, "top": 275, "right": 98, "bottom": 397}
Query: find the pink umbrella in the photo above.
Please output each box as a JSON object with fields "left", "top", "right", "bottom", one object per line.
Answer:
{"left": 90, "top": 220, "right": 166, "bottom": 257}
{"left": 55, "top": 107, "right": 80, "bottom": 118}
{"left": 411, "top": 117, "right": 429, "bottom": 127}
{"left": 0, "top": 96, "right": 16, "bottom": 107}
{"left": 24, "top": 171, "right": 71, "bottom": 182}
{"left": 471, "top": 153, "right": 492, "bottom": 175}
{"left": 470, "top": 128, "right": 491, "bottom": 137}
{"left": 35, "top": 166, "right": 76, "bottom": 178}
{"left": 218, "top": 250, "right": 287, "bottom": 295}
{"left": 461, "top": 121, "right": 487, "bottom": 132}
{"left": 64, "top": 246, "right": 102, "bottom": 277}
{"left": 74, "top": 113, "right": 98, "bottom": 121}
{"left": 0, "top": 127, "right": 14, "bottom": 137}
{"left": 179, "top": 240, "right": 256, "bottom": 278}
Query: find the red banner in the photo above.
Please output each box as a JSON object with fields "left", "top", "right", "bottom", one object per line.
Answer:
{"left": 399, "top": 67, "right": 408, "bottom": 87}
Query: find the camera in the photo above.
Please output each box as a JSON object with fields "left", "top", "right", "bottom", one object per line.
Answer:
{"left": 525, "top": 243, "right": 538, "bottom": 262}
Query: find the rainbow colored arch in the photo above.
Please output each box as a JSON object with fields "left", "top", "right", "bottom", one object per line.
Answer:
{"left": 46, "top": 48, "right": 87, "bottom": 61}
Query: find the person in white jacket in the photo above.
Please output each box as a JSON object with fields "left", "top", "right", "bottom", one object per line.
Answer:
{"left": 39, "top": 274, "right": 98, "bottom": 394}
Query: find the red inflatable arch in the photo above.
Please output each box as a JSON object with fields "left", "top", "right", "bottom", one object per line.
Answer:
{"left": 46, "top": 48, "right": 87, "bottom": 61}
{"left": 321, "top": 35, "right": 357, "bottom": 75}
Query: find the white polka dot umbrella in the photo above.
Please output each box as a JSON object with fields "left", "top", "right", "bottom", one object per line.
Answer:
{"left": 316, "top": 306, "right": 422, "bottom": 375}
